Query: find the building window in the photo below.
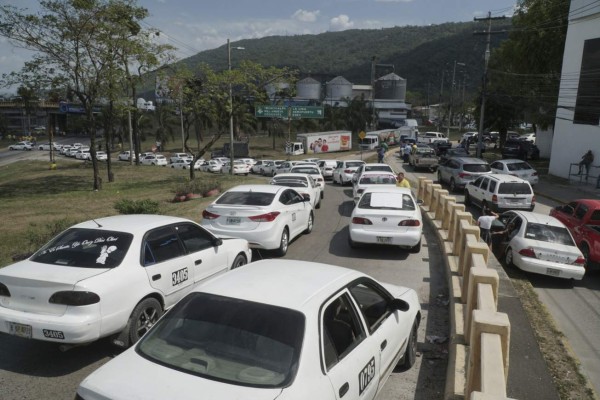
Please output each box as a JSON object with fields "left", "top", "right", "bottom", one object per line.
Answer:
{"left": 573, "top": 38, "right": 600, "bottom": 125}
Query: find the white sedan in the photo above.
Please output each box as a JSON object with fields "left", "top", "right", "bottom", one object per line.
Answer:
{"left": 201, "top": 184, "right": 314, "bottom": 256}
{"left": 290, "top": 164, "right": 325, "bottom": 190}
{"left": 221, "top": 160, "right": 250, "bottom": 175}
{"left": 118, "top": 151, "right": 140, "bottom": 161}
{"left": 490, "top": 159, "right": 539, "bottom": 185}
{"left": 8, "top": 141, "right": 33, "bottom": 150}
{"left": 170, "top": 159, "right": 192, "bottom": 169}
{"left": 349, "top": 186, "right": 423, "bottom": 252}
{"left": 37, "top": 142, "right": 59, "bottom": 151}
{"left": 496, "top": 211, "right": 585, "bottom": 281}
{"left": 271, "top": 173, "right": 322, "bottom": 210}
{"left": 332, "top": 160, "right": 365, "bottom": 185}
{"left": 352, "top": 171, "right": 398, "bottom": 204}
{"left": 76, "top": 259, "right": 421, "bottom": 400}
{"left": 199, "top": 160, "right": 223, "bottom": 173}
{"left": 0, "top": 215, "right": 252, "bottom": 347}
{"left": 141, "top": 154, "right": 168, "bottom": 166}
{"left": 351, "top": 163, "right": 395, "bottom": 184}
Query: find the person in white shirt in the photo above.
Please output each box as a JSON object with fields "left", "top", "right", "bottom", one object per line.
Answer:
{"left": 477, "top": 208, "right": 498, "bottom": 246}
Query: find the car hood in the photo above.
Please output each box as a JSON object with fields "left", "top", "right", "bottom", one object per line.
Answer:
{"left": 78, "top": 348, "right": 284, "bottom": 400}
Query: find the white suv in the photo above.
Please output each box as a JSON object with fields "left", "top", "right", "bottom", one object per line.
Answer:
{"left": 465, "top": 174, "right": 535, "bottom": 212}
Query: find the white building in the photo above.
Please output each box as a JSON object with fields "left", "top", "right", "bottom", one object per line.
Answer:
{"left": 549, "top": 0, "right": 600, "bottom": 178}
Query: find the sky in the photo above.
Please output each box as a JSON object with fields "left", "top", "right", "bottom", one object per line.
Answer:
{"left": 0, "top": 0, "right": 517, "bottom": 92}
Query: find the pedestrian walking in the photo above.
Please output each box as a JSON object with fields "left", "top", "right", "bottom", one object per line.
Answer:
{"left": 577, "top": 150, "right": 594, "bottom": 177}
{"left": 377, "top": 146, "right": 385, "bottom": 163}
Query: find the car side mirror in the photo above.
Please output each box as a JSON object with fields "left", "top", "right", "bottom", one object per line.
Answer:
{"left": 416, "top": 199, "right": 424, "bottom": 205}
{"left": 212, "top": 238, "right": 223, "bottom": 247}
{"left": 389, "top": 298, "right": 410, "bottom": 312}
{"left": 302, "top": 193, "right": 311, "bottom": 201}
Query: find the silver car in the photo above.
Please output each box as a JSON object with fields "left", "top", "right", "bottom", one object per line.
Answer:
{"left": 437, "top": 156, "right": 491, "bottom": 192}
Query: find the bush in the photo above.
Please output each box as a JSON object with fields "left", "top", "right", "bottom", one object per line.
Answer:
{"left": 114, "top": 199, "right": 160, "bottom": 214}
{"left": 25, "top": 218, "right": 76, "bottom": 252}
{"left": 174, "top": 178, "right": 222, "bottom": 197}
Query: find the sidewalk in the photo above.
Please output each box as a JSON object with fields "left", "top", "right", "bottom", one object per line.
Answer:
{"left": 384, "top": 150, "right": 561, "bottom": 400}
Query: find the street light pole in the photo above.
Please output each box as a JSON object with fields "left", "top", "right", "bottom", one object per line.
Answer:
{"left": 449, "top": 60, "right": 465, "bottom": 136}
{"left": 228, "top": 39, "right": 244, "bottom": 175}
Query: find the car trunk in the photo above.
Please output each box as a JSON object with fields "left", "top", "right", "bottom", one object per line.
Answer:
{"left": 528, "top": 243, "right": 582, "bottom": 265}
{"left": 208, "top": 205, "right": 272, "bottom": 232}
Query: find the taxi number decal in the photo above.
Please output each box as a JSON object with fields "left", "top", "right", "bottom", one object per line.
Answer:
{"left": 43, "top": 329, "right": 65, "bottom": 340}
{"left": 172, "top": 268, "right": 188, "bottom": 286}
{"left": 359, "top": 357, "right": 376, "bottom": 394}
{"left": 292, "top": 212, "right": 296, "bottom": 222}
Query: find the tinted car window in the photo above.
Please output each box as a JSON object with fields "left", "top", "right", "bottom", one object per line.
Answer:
{"left": 489, "top": 180, "right": 497, "bottom": 193}
{"left": 463, "top": 163, "right": 491, "bottom": 173}
{"left": 177, "top": 224, "right": 215, "bottom": 253}
{"left": 346, "top": 162, "right": 364, "bottom": 168}
{"left": 137, "top": 293, "right": 305, "bottom": 388}
{"left": 575, "top": 204, "right": 588, "bottom": 220}
{"left": 143, "top": 226, "right": 186, "bottom": 265}
{"left": 349, "top": 282, "right": 392, "bottom": 333}
{"left": 498, "top": 183, "right": 532, "bottom": 194}
{"left": 506, "top": 162, "right": 531, "bottom": 171}
{"left": 31, "top": 228, "right": 133, "bottom": 268}
{"left": 216, "top": 192, "right": 275, "bottom": 206}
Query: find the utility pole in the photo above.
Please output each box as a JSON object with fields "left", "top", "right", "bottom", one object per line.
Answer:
{"left": 449, "top": 60, "right": 465, "bottom": 136}
{"left": 474, "top": 12, "right": 506, "bottom": 158}
{"left": 438, "top": 70, "right": 445, "bottom": 132}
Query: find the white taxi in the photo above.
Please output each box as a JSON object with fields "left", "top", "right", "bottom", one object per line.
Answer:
{"left": 76, "top": 259, "right": 421, "bottom": 400}
{"left": 332, "top": 160, "right": 365, "bottom": 185}
{"left": 0, "top": 215, "right": 251, "bottom": 347}
{"left": 352, "top": 171, "right": 398, "bottom": 204}
{"left": 201, "top": 184, "right": 314, "bottom": 256}
{"left": 271, "top": 173, "right": 322, "bottom": 210}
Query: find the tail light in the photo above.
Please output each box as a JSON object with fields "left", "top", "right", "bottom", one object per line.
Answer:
{"left": 532, "top": 195, "right": 536, "bottom": 205}
{"left": 249, "top": 212, "right": 280, "bottom": 222}
{"left": 458, "top": 172, "right": 470, "bottom": 178}
{"left": 492, "top": 194, "right": 498, "bottom": 203}
{"left": 532, "top": 171, "right": 538, "bottom": 176}
{"left": 202, "top": 210, "right": 220, "bottom": 220}
{"left": 518, "top": 248, "right": 537, "bottom": 258}
{"left": 352, "top": 217, "right": 372, "bottom": 225}
{"left": 399, "top": 220, "right": 421, "bottom": 227}
{"left": 49, "top": 291, "right": 100, "bottom": 306}
{"left": 573, "top": 256, "right": 586, "bottom": 266}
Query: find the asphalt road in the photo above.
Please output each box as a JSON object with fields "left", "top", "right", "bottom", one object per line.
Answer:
{"left": 0, "top": 170, "right": 448, "bottom": 399}
{"left": 397, "top": 157, "right": 600, "bottom": 397}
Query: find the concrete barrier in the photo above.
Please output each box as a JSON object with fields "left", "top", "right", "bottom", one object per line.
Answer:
{"left": 418, "top": 178, "right": 514, "bottom": 400}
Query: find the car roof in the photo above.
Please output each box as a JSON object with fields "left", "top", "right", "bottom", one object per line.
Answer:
{"left": 507, "top": 211, "right": 565, "bottom": 227}
{"left": 272, "top": 173, "right": 310, "bottom": 180}
{"left": 487, "top": 174, "right": 530, "bottom": 183}
{"left": 72, "top": 214, "right": 192, "bottom": 232}
{"left": 193, "top": 259, "right": 368, "bottom": 309}
{"left": 450, "top": 157, "right": 488, "bottom": 164}
{"left": 361, "top": 171, "right": 396, "bottom": 176}
{"left": 225, "top": 184, "right": 285, "bottom": 194}
{"left": 363, "top": 186, "right": 413, "bottom": 195}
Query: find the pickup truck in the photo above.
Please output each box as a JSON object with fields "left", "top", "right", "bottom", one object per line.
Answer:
{"left": 550, "top": 199, "right": 600, "bottom": 268}
{"left": 408, "top": 144, "right": 439, "bottom": 171}
{"left": 417, "top": 131, "right": 449, "bottom": 145}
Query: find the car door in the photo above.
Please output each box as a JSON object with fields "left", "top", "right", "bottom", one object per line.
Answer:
{"left": 322, "top": 292, "right": 379, "bottom": 400}
{"left": 334, "top": 161, "right": 344, "bottom": 182}
{"left": 468, "top": 176, "right": 486, "bottom": 206}
{"left": 142, "top": 225, "right": 195, "bottom": 308}
{"left": 571, "top": 203, "right": 589, "bottom": 243}
{"left": 176, "top": 223, "right": 229, "bottom": 283}
{"left": 280, "top": 189, "right": 309, "bottom": 238}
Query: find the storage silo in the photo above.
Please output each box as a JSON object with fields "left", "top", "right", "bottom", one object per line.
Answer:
{"left": 375, "top": 73, "right": 406, "bottom": 101}
{"left": 265, "top": 82, "right": 290, "bottom": 99}
{"left": 326, "top": 76, "right": 353, "bottom": 100}
{"left": 296, "top": 77, "right": 321, "bottom": 100}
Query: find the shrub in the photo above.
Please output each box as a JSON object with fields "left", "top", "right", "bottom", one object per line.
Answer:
{"left": 114, "top": 199, "right": 160, "bottom": 214}
{"left": 174, "top": 178, "right": 222, "bottom": 197}
{"left": 25, "top": 218, "right": 75, "bottom": 252}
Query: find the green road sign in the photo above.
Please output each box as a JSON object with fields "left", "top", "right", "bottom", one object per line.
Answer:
{"left": 255, "top": 105, "right": 324, "bottom": 119}
{"left": 290, "top": 106, "right": 324, "bottom": 119}
{"left": 255, "top": 105, "right": 288, "bottom": 118}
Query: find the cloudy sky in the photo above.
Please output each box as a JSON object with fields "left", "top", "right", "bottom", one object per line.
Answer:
{"left": 0, "top": 0, "right": 517, "bottom": 89}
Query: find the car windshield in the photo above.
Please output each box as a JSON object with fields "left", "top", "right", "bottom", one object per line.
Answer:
{"left": 216, "top": 192, "right": 275, "bottom": 206}
{"left": 271, "top": 178, "right": 308, "bottom": 188}
{"left": 136, "top": 292, "right": 305, "bottom": 388}
{"left": 359, "top": 174, "right": 396, "bottom": 184}
{"left": 463, "top": 163, "right": 491, "bottom": 173}
{"left": 365, "top": 165, "right": 393, "bottom": 172}
{"left": 346, "top": 162, "right": 364, "bottom": 168}
{"left": 358, "top": 192, "right": 416, "bottom": 210}
{"left": 506, "top": 162, "right": 532, "bottom": 171}
{"left": 524, "top": 223, "right": 574, "bottom": 246}
{"left": 498, "top": 183, "right": 532, "bottom": 194}
{"left": 30, "top": 228, "right": 133, "bottom": 268}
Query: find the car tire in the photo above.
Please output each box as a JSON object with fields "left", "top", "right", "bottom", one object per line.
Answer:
{"left": 401, "top": 320, "right": 418, "bottom": 369}
{"left": 449, "top": 178, "right": 457, "bottom": 193}
{"left": 231, "top": 253, "right": 247, "bottom": 269}
{"left": 437, "top": 171, "right": 443, "bottom": 184}
{"left": 128, "top": 298, "right": 162, "bottom": 345}
{"left": 410, "top": 239, "right": 421, "bottom": 253}
{"left": 275, "top": 227, "right": 289, "bottom": 257}
{"left": 304, "top": 212, "right": 314, "bottom": 234}
{"left": 348, "top": 233, "right": 358, "bottom": 249}
{"left": 464, "top": 192, "right": 471, "bottom": 206}
{"left": 504, "top": 247, "right": 514, "bottom": 268}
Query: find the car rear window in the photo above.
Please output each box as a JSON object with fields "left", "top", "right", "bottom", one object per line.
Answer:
{"left": 359, "top": 175, "right": 397, "bottom": 184}
{"left": 358, "top": 192, "right": 416, "bottom": 210}
{"left": 291, "top": 167, "right": 320, "bottom": 174}
{"left": 137, "top": 292, "right": 305, "bottom": 388}
{"left": 271, "top": 178, "right": 308, "bottom": 188}
{"left": 346, "top": 162, "right": 364, "bottom": 168}
{"left": 31, "top": 228, "right": 133, "bottom": 268}
{"left": 364, "top": 166, "right": 393, "bottom": 172}
{"left": 506, "top": 162, "right": 531, "bottom": 171}
{"left": 216, "top": 192, "right": 275, "bottom": 206}
{"left": 524, "top": 223, "right": 574, "bottom": 246}
{"left": 463, "top": 164, "right": 491, "bottom": 173}
{"left": 498, "top": 183, "right": 532, "bottom": 194}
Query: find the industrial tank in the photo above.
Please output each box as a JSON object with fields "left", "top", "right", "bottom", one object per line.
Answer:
{"left": 296, "top": 77, "right": 321, "bottom": 100}
{"left": 326, "top": 76, "right": 353, "bottom": 100}
{"left": 375, "top": 73, "right": 406, "bottom": 101}
{"left": 265, "top": 82, "right": 291, "bottom": 99}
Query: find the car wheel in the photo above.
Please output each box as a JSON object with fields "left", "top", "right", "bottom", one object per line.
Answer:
{"left": 316, "top": 199, "right": 321, "bottom": 209}
{"left": 304, "top": 212, "right": 314, "bottom": 234}
{"left": 231, "top": 253, "right": 247, "bottom": 269}
{"left": 348, "top": 233, "right": 358, "bottom": 249}
{"left": 449, "top": 178, "right": 457, "bottom": 192}
{"left": 410, "top": 239, "right": 421, "bottom": 253}
{"left": 504, "top": 247, "right": 514, "bottom": 268}
{"left": 275, "top": 227, "right": 289, "bottom": 257}
{"left": 437, "top": 171, "right": 443, "bottom": 184}
{"left": 128, "top": 298, "right": 162, "bottom": 345}
{"left": 464, "top": 192, "right": 471, "bottom": 206}
{"left": 401, "top": 320, "right": 418, "bottom": 369}
{"left": 581, "top": 244, "right": 590, "bottom": 270}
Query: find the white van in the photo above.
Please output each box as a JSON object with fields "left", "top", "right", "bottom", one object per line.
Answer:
{"left": 358, "top": 134, "right": 379, "bottom": 150}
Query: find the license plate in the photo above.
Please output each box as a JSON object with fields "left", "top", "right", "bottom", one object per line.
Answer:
{"left": 8, "top": 322, "right": 32, "bottom": 339}
{"left": 226, "top": 217, "right": 241, "bottom": 225}
{"left": 546, "top": 268, "right": 560, "bottom": 277}
{"left": 376, "top": 236, "right": 392, "bottom": 244}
